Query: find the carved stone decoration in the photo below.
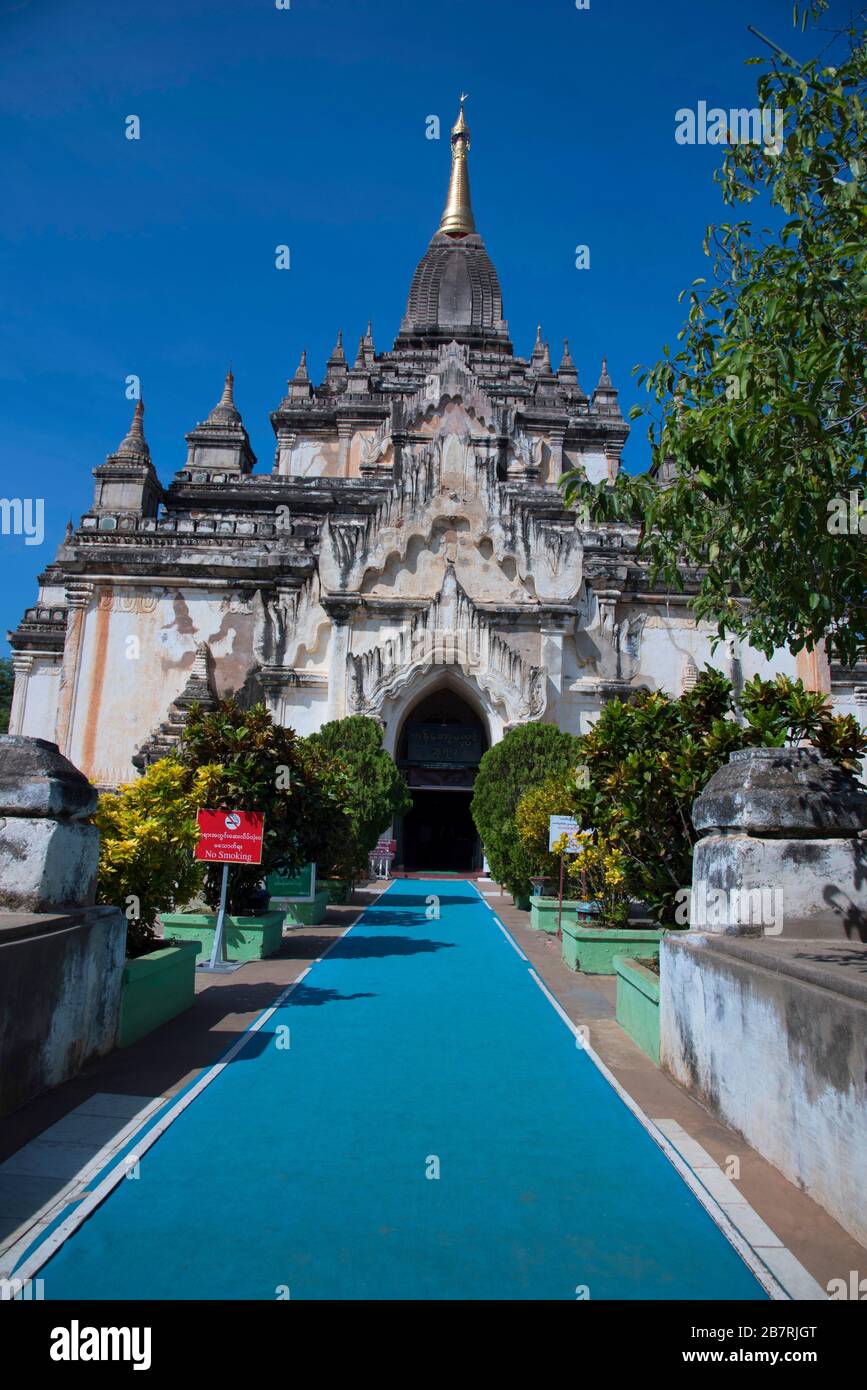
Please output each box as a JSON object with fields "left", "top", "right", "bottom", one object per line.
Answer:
{"left": 9, "top": 105, "right": 815, "bottom": 788}
{"left": 132, "top": 642, "right": 218, "bottom": 771}
{"left": 347, "top": 565, "right": 545, "bottom": 724}
{"left": 681, "top": 654, "right": 699, "bottom": 693}
{"left": 508, "top": 429, "right": 544, "bottom": 479}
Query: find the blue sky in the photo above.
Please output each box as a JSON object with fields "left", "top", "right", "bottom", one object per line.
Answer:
{"left": 0, "top": 0, "right": 843, "bottom": 650}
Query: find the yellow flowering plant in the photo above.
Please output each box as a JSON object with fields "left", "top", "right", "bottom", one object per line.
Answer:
{"left": 95, "top": 757, "right": 210, "bottom": 956}
{"left": 565, "top": 832, "right": 630, "bottom": 928}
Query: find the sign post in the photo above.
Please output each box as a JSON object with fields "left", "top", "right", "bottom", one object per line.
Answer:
{"left": 548, "top": 816, "right": 584, "bottom": 938}
{"left": 210, "top": 863, "right": 231, "bottom": 969}
{"left": 369, "top": 838, "right": 396, "bottom": 880}
{"left": 195, "top": 810, "right": 265, "bottom": 973}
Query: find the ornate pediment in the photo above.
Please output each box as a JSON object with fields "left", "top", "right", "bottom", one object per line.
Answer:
{"left": 347, "top": 564, "right": 545, "bottom": 724}
{"left": 397, "top": 341, "right": 499, "bottom": 433}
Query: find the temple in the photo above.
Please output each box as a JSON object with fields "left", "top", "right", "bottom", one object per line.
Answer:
{"left": 9, "top": 101, "right": 864, "bottom": 869}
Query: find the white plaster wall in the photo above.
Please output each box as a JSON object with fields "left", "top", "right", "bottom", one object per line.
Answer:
{"left": 634, "top": 612, "right": 797, "bottom": 697}
{"left": 66, "top": 587, "right": 259, "bottom": 785}
{"left": 636, "top": 613, "right": 723, "bottom": 695}
{"left": 564, "top": 448, "right": 608, "bottom": 484}
{"left": 282, "top": 690, "right": 329, "bottom": 735}
{"left": 661, "top": 934, "right": 867, "bottom": 1248}
{"left": 18, "top": 661, "right": 60, "bottom": 741}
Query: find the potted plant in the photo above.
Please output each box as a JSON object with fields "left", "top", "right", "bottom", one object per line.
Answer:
{"left": 560, "top": 832, "right": 666, "bottom": 974}
{"left": 95, "top": 758, "right": 206, "bottom": 1047}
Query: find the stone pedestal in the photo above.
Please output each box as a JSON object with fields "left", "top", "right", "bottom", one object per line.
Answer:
{"left": 0, "top": 735, "right": 100, "bottom": 912}
{"left": 0, "top": 736, "right": 128, "bottom": 1114}
{"left": 689, "top": 746, "right": 867, "bottom": 940}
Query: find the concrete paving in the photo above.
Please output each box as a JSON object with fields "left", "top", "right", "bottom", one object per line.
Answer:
{"left": 1, "top": 882, "right": 863, "bottom": 1294}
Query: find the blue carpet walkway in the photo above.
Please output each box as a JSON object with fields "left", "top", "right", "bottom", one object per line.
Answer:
{"left": 33, "top": 880, "right": 768, "bottom": 1299}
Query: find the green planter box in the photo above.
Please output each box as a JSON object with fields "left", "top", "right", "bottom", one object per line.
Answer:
{"left": 317, "top": 877, "right": 352, "bottom": 906}
{"left": 529, "top": 897, "right": 579, "bottom": 934}
{"left": 276, "top": 889, "right": 330, "bottom": 927}
{"left": 118, "top": 940, "right": 201, "bottom": 1049}
{"left": 513, "top": 894, "right": 531, "bottom": 912}
{"left": 614, "top": 956, "right": 661, "bottom": 1065}
{"left": 561, "top": 921, "right": 668, "bottom": 975}
{"left": 160, "top": 911, "right": 285, "bottom": 962}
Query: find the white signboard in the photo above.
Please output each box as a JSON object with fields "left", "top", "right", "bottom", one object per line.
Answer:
{"left": 548, "top": 815, "right": 584, "bottom": 854}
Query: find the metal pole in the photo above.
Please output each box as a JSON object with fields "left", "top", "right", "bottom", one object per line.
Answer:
{"left": 558, "top": 852, "right": 565, "bottom": 938}
{"left": 209, "top": 863, "right": 230, "bottom": 969}
{"left": 746, "top": 25, "right": 795, "bottom": 64}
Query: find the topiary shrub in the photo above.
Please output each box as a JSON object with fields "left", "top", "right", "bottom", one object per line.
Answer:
{"left": 471, "top": 722, "right": 582, "bottom": 898}
{"left": 306, "top": 715, "right": 412, "bottom": 878}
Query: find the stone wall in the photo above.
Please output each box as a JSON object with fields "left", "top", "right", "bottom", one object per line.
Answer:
{"left": 661, "top": 933, "right": 867, "bottom": 1248}
{"left": 0, "top": 908, "right": 126, "bottom": 1115}
{"left": 0, "top": 735, "right": 128, "bottom": 1115}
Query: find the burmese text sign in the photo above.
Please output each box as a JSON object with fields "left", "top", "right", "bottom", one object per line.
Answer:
{"left": 195, "top": 810, "right": 265, "bottom": 865}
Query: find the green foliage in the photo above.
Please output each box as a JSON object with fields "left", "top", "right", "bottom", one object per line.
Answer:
{"left": 0, "top": 657, "right": 13, "bottom": 733}
{"left": 94, "top": 702, "right": 365, "bottom": 944}
{"left": 306, "top": 715, "right": 411, "bottom": 878}
{"left": 561, "top": 7, "right": 867, "bottom": 665}
{"left": 565, "top": 832, "right": 631, "bottom": 928}
{"left": 570, "top": 677, "right": 746, "bottom": 925}
{"left": 566, "top": 669, "right": 867, "bottom": 926}
{"left": 515, "top": 770, "right": 584, "bottom": 881}
{"left": 471, "top": 722, "right": 581, "bottom": 897}
{"left": 94, "top": 758, "right": 204, "bottom": 957}
{"left": 739, "top": 673, "right": 867, "bottom": 770}
{"left": 178, "top": 700, "right": 351, "bottom": 911}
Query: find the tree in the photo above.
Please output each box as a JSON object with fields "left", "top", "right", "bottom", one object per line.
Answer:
{"left": 0, "top": 657, "right": 13, "bottom": 733}
{"left": 562, "top": 3, "right": 867, "bottom": 666}
{"left": 178, "top": 700, "right": 350, "bottom": 911}
{"left": 471, "top": 722, "right": 581, "bottom": 898}
{"left": 306, "top": 715, "right": 412, "bottom": 877}
{"left": 568, "top": 669, "right": 866, "bottom": 925}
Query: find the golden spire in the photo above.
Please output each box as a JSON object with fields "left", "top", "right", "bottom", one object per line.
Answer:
{"left": 439, "top": 94, "right": 476, "bottom": 237}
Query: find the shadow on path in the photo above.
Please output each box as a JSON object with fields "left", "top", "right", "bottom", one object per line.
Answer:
{"left": 329, "top": 935, "right": 456, "bottom": 960}
{"left": 377, "top": 893, "right": 479, "bottom": 908}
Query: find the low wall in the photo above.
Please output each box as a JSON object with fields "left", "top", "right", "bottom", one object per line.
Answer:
{"left": 614, "top": 956, "right": 660, "bottom": 1064}
{"left": 0, "top": 907, "right": 127, "bottom": 1115}
{"left": 660, "top": 933, "right": 867, "bottom": 1247}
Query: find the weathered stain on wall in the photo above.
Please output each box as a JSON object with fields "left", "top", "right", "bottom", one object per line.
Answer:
{"left": 661, "top": 933, "right": 867, "bottom": 1247}
{"left": 0, "top": 907, "right": 127, "bottom": 1115}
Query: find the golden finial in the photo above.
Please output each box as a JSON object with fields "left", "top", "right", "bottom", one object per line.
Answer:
{"left": 439, "top": 94, "right": 476, "bottom": 237}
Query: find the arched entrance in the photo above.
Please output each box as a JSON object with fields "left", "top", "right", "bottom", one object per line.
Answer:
{"left": 396, "top": 687, "right": 488, "bottom": 872}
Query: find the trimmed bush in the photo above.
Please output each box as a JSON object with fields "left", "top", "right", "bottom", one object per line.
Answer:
{"left": 471, "top": 722, "right": 581, "bottom": 898}
{"left": 306, "top": 715, "right": 411, "bottom": 878}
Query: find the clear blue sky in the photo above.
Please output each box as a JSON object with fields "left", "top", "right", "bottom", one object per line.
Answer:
{"left": 0, "top": 0, "right": 842, "bottom": 651}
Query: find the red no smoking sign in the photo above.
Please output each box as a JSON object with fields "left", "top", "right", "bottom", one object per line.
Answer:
{"left": 195, "top": 809, "right": 265, "bottom": 864}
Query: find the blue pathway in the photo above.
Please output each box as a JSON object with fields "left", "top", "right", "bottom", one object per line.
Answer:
{"left": 34, "top": 881, "right": 767, "bottom": 1300}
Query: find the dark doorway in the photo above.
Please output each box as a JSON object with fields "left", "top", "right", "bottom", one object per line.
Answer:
{"left": 401, "top": 790, "right": 477, "bottom": 871}
{"left": 396, "top": 688, "right": 488, "bottom": 872}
